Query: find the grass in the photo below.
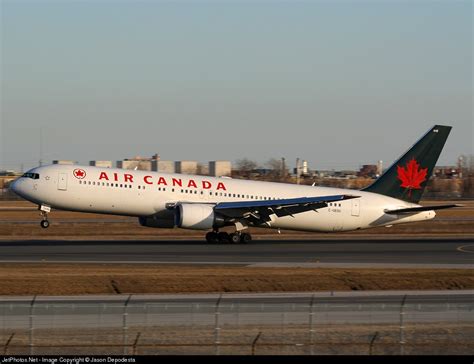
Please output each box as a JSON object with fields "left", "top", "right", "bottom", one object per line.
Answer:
{"left": 0, "top": 264, "right": 472, "bottom": 295}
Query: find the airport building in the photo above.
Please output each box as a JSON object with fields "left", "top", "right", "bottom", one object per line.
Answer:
{"left": 115, "top": 155, "right": 231, "bottom": 176}
{"left": 117, "top": 159, "right": 153, "bottom": 171}
{"left": 89, "top": 160, "right": 113, "bottom": 168}
{"left": 209, "top": 161, "right": 232, "bottom": 177}
{"left": 175, "top": 161, "right": 198, "bottom": 175}
{"left": 117, "top": 154, "right": 160, "bottom": 171}
{"left": 151, "top": 160, "right": 175, "bottom": 173}
{"left": 52, "top": 160, "right": 76, "bottom": 165}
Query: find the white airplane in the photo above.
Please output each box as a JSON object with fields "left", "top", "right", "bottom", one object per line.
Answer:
{"left": 11, "top": 125, "right": 458, "bottom": 243}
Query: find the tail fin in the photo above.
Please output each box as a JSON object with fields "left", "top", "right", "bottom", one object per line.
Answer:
{"left": 363, "top": 125, "right": 452, "bottom": 203}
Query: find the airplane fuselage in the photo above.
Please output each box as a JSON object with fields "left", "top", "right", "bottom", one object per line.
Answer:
{"left": 11, "top": 164, "right": 435, "bottom": 233}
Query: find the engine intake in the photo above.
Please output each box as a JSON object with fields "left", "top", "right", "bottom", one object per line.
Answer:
{"left": 175, "top": 203, "right": 225, "bottom": 230}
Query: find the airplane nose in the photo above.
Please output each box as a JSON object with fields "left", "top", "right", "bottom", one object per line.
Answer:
{"left": 10, "top": 179, "right": 18, "bottom": 193}
{"left": 10, "top": 178, "right": 24, "bottom": 197}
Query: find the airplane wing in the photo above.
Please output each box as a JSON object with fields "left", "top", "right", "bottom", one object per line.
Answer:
{"left": 384, "top": 204, "right": 461, "bottom": 215}
{"left": 214, "top": 194, "right": 359, "bottom": 224}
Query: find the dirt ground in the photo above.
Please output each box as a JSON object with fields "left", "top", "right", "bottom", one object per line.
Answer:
{"left": 0, "top": 264, "right": 472, "bottom": 295}
{"left": 4, "top": 323, "right": 473, "bottom": 355}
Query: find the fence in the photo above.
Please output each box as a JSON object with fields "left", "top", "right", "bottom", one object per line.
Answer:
{"left": 0, "top": 292, "right": 473, "bottom": 355}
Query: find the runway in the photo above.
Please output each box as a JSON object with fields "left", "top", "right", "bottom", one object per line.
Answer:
{"left": 0, "top": 237, "right": 472, "bottom": 267}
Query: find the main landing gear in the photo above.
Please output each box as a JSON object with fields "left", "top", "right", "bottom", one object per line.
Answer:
{"left": 205, "top": 231, "right": 252, "bottom": 244}
{"left": 39, "top": 205, "right": 51, "bottom": 229}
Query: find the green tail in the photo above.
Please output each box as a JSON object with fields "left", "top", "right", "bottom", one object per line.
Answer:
{"left": 363, "top": 125, "right": 452, "bottom": 203}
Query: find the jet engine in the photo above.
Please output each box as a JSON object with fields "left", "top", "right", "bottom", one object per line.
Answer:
{"left": 138, "top": 211, "right": 176, "bottom": 228}
{"left": 175, "top": 203, "right": 225, "bottom": 230}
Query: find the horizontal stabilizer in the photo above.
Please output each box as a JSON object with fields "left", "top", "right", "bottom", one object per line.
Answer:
{"left": 384, "top": 204, "right": 461, "bottom": 215}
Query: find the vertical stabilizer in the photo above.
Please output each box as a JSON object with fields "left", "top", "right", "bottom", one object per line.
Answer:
{"left": 363, "top": 125, "right": 451, "bottom": 203}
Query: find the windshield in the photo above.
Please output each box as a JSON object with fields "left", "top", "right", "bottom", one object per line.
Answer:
{"left": 22, "top": 173, "right": 40, "bottom": 179}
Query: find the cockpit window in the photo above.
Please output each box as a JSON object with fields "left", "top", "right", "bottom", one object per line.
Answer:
{"left": 22, "top": 173, "right": 40, "bottom": 179}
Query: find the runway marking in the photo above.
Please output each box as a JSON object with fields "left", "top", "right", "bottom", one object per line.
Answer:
{"left": 457, "top": 245, "right": 474, "bottom": 254}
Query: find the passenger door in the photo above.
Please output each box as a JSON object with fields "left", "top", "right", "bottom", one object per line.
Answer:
{"left": 58, "top": 173, "right": 68, "bottom": 191}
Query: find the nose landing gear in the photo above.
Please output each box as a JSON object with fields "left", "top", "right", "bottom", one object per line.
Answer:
{"left": 39, "top": 204, "right": 51, "bottom": 229}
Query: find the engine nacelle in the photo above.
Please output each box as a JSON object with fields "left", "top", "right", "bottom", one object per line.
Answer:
{"left": 175, "top": 203, "right": 225, "bottom": 230}
{"left": 138, "top": 216, "right": 175, "bottom": 228}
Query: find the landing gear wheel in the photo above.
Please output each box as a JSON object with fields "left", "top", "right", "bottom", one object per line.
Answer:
{"left": 39, "top": 206, "right": 51, "bottom": 229}
{"left": 240, "top": 233, "right": 252, "bottom": 244}
{"left": 229, "top": 233, "right": 241, "bottom": 244}
{"left": 217, "top": 232, "right": 230, "bottom": 243}
{"left": 205, "top": 232, "right": 219, "bottom": 243}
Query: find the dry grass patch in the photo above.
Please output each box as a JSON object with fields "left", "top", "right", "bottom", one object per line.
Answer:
{"left": 0, "top": 264, "right": 472, "bottom": 295}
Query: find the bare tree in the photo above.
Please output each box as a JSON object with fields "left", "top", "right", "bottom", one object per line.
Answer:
{"left": 265, "top": 158, "right": 281, "bottom": 172}
{"left": 235, "top": 158, "right": 258, "bottom": 177}
{"left": 266, "top": 158, "right": 288, "bottom": 181}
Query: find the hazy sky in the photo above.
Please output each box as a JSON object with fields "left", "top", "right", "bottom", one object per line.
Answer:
{"left": 1, "top": 0, "right": 472, "bottom": 171}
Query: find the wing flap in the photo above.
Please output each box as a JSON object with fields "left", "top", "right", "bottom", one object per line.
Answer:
{"left": 215, "top": 194, "right": 359, "bottom": 221}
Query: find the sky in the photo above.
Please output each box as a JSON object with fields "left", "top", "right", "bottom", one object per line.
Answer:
{"left": 0, "top": 0, "right": 472, "bottom": 172}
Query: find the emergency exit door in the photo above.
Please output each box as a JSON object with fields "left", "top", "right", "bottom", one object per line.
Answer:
{"left": 58, "top": 173, "right": 68, "bottom": 190}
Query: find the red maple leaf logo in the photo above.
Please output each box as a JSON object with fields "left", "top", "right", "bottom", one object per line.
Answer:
{"left": 397, "top": 159, "right": 427, "bottom": 195}
{"left": 73, "top": 169, "right": 86, "bottom": 179}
